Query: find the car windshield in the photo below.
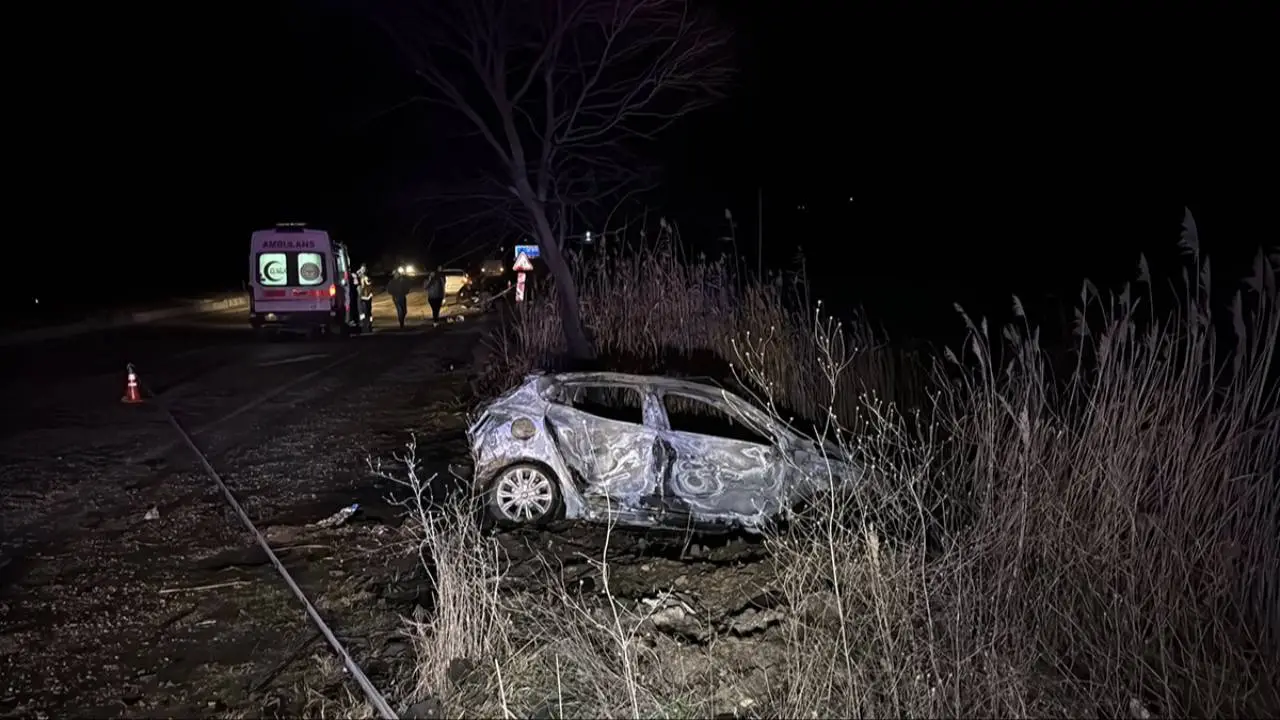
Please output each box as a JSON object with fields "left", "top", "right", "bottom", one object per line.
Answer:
{"left": 720, "top": 389, "right": 847, "bottom": 455}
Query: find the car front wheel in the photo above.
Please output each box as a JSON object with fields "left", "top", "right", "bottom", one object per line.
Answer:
{"left": 486, "top": 463, "right": 563, "bottom": 527}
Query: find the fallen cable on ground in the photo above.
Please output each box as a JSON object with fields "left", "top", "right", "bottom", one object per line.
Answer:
{"left": 143, "top": 378, "right": 399, "bottom": 720}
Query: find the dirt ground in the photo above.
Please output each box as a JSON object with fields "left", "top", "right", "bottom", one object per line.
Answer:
{"left": 0, "top": 317, "right": 488, "bottom": 719}
{"left": 398, "top": 520, "right": 785, "bottom": 719}
{"left": 1, "top": 307, "right": 785, "bottom": 719}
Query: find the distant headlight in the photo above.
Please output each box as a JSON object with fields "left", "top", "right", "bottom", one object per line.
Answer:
{"left": 511, "top": 417, "right": 537, "bottom": 440}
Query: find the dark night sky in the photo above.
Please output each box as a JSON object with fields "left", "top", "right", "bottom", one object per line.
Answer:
{"left": 15, "top": 2, "right": 1278, "bottom": 336}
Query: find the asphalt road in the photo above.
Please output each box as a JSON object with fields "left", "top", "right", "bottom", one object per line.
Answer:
{"left": 1, "top": 291, "right": 463, "bottom": 393}
{"left": 1, "top": 286, "right": 485, "bottom": 562}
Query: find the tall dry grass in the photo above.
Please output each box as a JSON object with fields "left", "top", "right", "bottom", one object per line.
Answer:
{"left": 369, "top": 439, "right": 512, "bottom": 703}
{"left": 392, "top": 227, "right": 1279, "bottom": 718}
{"left": 480, "top": 227, "right": 928, "bottom": 426}
{"left": 385, "top": 440, "right": 749, "bottom": 718}
{"left": 753, "top": 239, "right": 1280, "bottom": 717}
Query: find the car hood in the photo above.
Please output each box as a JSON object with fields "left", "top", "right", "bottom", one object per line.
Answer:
{"left": 787, "top": 434, "right": 859, "bottom": 490}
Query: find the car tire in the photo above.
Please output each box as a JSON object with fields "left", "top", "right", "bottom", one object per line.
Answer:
{"left": 484, "top": 463, "right": 564, "bottom": 528}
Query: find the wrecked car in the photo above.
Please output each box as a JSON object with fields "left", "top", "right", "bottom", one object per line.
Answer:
{"left": 466, "top": 372, "right": 859, "bottom": 533}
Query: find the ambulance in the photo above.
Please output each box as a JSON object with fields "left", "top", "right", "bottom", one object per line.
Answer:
{"left": 248, "top": 223, "right": 357, "bottom": 337}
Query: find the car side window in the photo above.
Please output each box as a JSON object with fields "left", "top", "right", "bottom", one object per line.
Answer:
{"left": 551, "top": 384, "right": 643, "bottom": 425}
{"left": 662, "top": 392, "right": 772, "bottom": 446}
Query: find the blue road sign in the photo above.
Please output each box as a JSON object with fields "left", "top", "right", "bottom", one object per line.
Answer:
{"left": 514, "top": 244, "right": 540, "bottom": 259}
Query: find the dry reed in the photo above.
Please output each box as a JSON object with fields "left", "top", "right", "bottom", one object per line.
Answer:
{"left": 394, "top": 231, "right": 1279, "bottom": 718}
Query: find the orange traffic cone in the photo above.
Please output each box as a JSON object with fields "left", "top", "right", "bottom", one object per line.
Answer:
{"left": 122, "top": 364, "right": 144, "bottom": 404}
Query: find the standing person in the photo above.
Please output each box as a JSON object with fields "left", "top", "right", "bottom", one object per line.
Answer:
{"left": 387, "top": 268, "right": 412, "bottom": 329}
{"left": 356, "top": 264, "right": 375, "bottom": 332}
{"left": 423, "top": 266, "right": 446, "bottom": 326}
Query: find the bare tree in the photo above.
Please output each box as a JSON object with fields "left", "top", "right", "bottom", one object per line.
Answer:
{"left": 371, "top": 0, "right": 733, "bottom": 360}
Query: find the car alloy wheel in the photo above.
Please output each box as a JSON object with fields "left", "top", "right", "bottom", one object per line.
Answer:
{"left": 490, "top": 464, "right": 560, "bottom": 525}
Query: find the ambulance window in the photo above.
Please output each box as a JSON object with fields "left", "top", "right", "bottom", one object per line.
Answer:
{"left": 336, "top": 250, "right": 348, "bottom": 285}
{"left": 258, "top": 253, "right": 288, "bottom": 286}
{"left": 297, "top": 252, "right": 326, "bottom": 286}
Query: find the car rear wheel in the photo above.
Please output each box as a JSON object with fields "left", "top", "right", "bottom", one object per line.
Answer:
{"left": 486, "top": 463, "right": 563, "bottom": 527}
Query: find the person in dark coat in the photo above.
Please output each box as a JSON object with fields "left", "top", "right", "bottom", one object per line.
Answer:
{"left": 387, "top": 269, "right": 413, "bottom": 328}
{"left": 423, "top": 267, "right": 446, "bottom": 325}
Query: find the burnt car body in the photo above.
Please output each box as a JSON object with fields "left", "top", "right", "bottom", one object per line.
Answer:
{"left": 466, "top": 372, "right": 858, "bottom": 533}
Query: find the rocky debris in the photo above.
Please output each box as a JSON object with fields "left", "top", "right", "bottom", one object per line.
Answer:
{"left": 641, "top": 593, "right": 703, "bottom": 639}
{"left": 726, "top": 606, "right": 786, "bottom": 636}
{"left": 450, "top": 520, "right": 795, "bottom": 650}
{"left": 492, "top": 525, "right": 770, "bottom": 599}
{"left": 635, "top": 581, "right": 785, "bottom": 642}
{"left": 375, "top": 517, "right": 832, "bottom": 720}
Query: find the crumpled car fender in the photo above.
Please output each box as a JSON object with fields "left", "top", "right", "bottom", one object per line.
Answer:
{"left": 468, "top": 376, "right": 589, "bottom": 518}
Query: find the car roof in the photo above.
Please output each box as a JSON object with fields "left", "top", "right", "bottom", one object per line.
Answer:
{"left": 547, "top": 371, "right": 734, "bottom": 402}
{"left": 534, "top": 371, "right": 791, "bottom": 436}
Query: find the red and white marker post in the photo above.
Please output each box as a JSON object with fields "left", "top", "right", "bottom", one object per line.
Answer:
{"left": 513, "top": 251, "right": 534, "bottom": 302}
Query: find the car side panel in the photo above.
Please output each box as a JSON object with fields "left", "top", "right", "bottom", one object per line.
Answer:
{"left": 543, "top": 404, "right": 660, "bottom": 505}
{"left": 659, "top": 431, "right": 787, "bottom": 525}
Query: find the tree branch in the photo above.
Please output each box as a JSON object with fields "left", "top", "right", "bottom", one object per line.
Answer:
{"left": 368, "top": 0, "right": 731, "bottom": 253}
